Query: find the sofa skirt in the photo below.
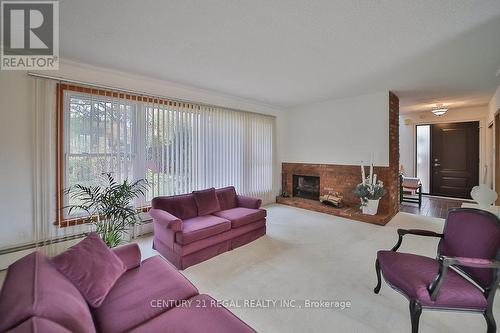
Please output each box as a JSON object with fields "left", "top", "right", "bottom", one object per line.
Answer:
{"left": 153, "top": 220, "right": 266, "bottom": 270}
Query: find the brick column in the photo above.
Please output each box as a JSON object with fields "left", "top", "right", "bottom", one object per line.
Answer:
{"left": 387, "top": 91, "right": 400, "bottom": 217}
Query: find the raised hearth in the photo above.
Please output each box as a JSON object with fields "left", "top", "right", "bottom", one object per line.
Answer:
{"left": 279, "top": 162, "right": 398, "bottom": 225}
{"left": 276, "top": 196, "right": 391, "bottom": 225}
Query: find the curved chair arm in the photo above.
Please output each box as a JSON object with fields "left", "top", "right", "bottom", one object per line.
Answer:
{"left": 427, "top": 256, "right": 500, "bottom": 301}
{"left": 442, "top": 256, "right": 500, "bottom": 269}
{"left": 391, "top": 229, "right": 444, "bottom": 252}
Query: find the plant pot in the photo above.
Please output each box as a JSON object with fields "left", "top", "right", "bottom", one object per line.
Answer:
{"left": 362, "top": 199, "right": 380, "bottom": 215}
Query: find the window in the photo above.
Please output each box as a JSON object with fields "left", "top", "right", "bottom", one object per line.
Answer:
{"left": 416, "top": 125, "right": 430, "bottom": 193}
{"left": 57, "top": 85, "right": 275, "bottom": 224}
{"left": 65, "top": 92, "right": 137, "bottom": 199}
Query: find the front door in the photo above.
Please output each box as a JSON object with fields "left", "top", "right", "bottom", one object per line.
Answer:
{"left": 431, "top": 122, "right": 479, "bottom": 199}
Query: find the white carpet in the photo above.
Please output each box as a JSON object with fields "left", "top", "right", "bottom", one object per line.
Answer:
{"left": 136, "top": 204, "right": 499, "bottom": 333}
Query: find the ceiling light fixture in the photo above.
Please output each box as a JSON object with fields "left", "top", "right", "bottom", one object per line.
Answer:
{"left": 431, "top": 104, "right": 448, "bottom": 116}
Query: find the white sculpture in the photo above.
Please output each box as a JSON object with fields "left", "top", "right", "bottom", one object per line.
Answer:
{"left": 471, "top": 166, "right": 497, "bottom": 208}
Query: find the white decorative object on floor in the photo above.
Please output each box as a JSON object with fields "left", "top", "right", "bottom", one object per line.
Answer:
{"left": 362, "top": 199, "right": 379, "bottom": 215}
{"left": 470, "top": 166, "right": 497, "bottom": 209}
{"left": 470, "top": 184, "right": 497, "bottom": 208}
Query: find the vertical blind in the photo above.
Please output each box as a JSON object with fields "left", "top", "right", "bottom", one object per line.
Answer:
{"left": 62, "top": 86, "right": 276, "bottom": 218}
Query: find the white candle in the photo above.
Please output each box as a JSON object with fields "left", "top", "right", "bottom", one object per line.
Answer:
{"left": 373, "top": 174, "right": 377, "bottom": 184}
{"left": 369, "top": 162, "right": 374, "bottom": 185}
{"left": 361, "top": 163, "right": 366, "bottom": 184}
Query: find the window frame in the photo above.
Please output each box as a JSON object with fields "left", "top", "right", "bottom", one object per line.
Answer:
{"left": 55, "top": 84, "right": 276, "bottom": 227}
{"left": 55, "top": 84, "right": 165, "bottom": 226}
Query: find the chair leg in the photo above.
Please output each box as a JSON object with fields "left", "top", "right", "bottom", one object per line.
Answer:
{"left": 374, "top": 259, "right": 382, "bottom": 294}
{"left": 409, "top": 300, "right": 422, "bottom": 333}
{"left": 418, "top": 185, "right": 422, "bottom": 208}
{"left": 484, "top": 308, "right": 496, "bottom": 333}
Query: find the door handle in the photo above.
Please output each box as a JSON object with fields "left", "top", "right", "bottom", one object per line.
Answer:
{"left": 434, "top": 163, "right": 441, "bottom": 167}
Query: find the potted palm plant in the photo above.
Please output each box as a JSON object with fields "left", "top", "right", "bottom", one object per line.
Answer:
{"left": 66, "top": 173, "right": 149, "bottom": 247}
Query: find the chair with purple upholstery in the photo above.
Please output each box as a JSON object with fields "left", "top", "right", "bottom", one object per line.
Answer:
{"left": 374, "top": 208, "right": 500, "bottom": 333}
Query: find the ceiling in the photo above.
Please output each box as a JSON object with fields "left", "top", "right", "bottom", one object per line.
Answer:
{"left": 59, "top": 0, "right": 500, "bottom": 111}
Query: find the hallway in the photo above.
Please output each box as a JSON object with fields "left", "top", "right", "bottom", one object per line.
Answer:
{"left": 399, "top": 195, "right": 469, "bottom": 219}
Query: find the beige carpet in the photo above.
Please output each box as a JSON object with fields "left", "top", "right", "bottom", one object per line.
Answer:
{"left": 136, "top": 204, "right": 499, "bottom": 333}
{"left": 0, "top": 204, "right": 496, "bottom": 332}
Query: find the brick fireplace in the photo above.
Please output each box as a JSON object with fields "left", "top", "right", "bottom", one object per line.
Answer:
{"left": 293, "top": 174, "right": 320, "bottom": 200}
{"left": 277, "top": 92, "right": 400, "bottom": 225}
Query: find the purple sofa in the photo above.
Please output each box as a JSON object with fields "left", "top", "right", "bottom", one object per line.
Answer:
{"left": 0, "top": 244, "right": 256, "bottom": 333}
{"left": 150, "top": 186, "right": 266, "bottom": 270}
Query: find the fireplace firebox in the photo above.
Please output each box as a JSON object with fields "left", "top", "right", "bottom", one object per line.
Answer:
{"left": 293, "top": 175, "right": 320, "bottom": 200}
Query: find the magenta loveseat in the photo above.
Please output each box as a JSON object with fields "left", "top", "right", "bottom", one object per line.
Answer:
{"left": 150, "top": 186, "right": 267, "bottom": 270}
{"left": 0, "top": 243, "right": 255, "bottom": 333}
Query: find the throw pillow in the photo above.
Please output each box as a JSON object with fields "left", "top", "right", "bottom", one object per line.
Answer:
{"left": 193, "top": 187, "right": 221, "bottom": 215}
{"left": 51, "top": 232, "right": 126, "bottom": 307}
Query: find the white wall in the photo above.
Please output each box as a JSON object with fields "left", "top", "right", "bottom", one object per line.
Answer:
{"left": 488, "top": 86, "right": 500, "bottom": 123}
{"left": 0, "top": 71, "right": 35, "bottom": 247}
{"left": 0, "top": 60, "right": 286, "bottom": 251}
{"left": 399, "top": 106, "right": 488, "bottom": 181}
{"left": 399, "top": 116, "right": 414, "bottom": 176}
{"left": 282, "top": 92, "right": 390, "bottom": 166}
{"left": 486, "top": 86, "right": 500, "bottom": 189}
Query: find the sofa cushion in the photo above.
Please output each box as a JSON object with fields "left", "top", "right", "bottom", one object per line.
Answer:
{"left": 51, "top": 232, "right": 126, "bottom": 307}
{"left": 92, "top": 256, "right": 199, "bottom": 333}
{"left": 216, "top": 186, "right": 238, "bottom": 210}
{"left": 129, "top": 294, "right": 256, "bottom": 333}
{"left": 152, "top": 193, "right": 198, "bottom": 220}
{"left": 6, "top": 317, "right": 73, "bottom": 333}
{"left": 377, "top": 250, "right": 487, "bottom": 309}
{"left": 193, "top": 187, "right": 221, "bottom": 215}
{"left": 0, "top": 252, "right": 96, "bottom": 333}
{"left": 175, "top": 215, "right": 231, "bottom": 245}
{"left": 213, "top": 207, "right": 267, "bottom": 228}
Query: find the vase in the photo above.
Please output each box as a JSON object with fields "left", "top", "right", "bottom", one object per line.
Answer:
{"left": 470, "top": 184, "right": 497, "bottom": 209}
{"left": 362, "top": 199, "right": 380, "bottom": 215}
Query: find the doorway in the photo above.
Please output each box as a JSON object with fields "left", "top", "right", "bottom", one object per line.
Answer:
{"left": 416, "top": 121, "right": 479, "bottom": 199}
{"left": 495, "top": 113, "right": 500, "bottom": 205}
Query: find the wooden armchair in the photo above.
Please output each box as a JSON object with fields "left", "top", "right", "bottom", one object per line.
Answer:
{"left": 374, "top": 208, "right": 500, "bottom": 332}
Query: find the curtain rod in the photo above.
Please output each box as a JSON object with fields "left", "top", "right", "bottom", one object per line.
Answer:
{"left": 26, "top": 72, "right": 276, "bottom": 118}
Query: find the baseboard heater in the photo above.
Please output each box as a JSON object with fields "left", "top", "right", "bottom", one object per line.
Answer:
{"left": 0, "top": 218, "right": 153, "bottom": 256}
{"left": 0, "top": 233, "right": 87, "bottom": 256}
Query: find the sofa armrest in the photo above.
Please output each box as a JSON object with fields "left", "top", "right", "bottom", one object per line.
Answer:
{"left": 237, "top": 195, "right": 262, "bottom": 209}
{"left": 112, "top": 243, "right": 141, "bottom": 270}
{"left": 149, "top": 208, "right": 183, "bottom": 231}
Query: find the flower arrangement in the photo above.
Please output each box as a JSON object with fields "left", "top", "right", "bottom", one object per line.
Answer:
{"left": 354, "top": 161, "right": 386, "bottom": 208}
